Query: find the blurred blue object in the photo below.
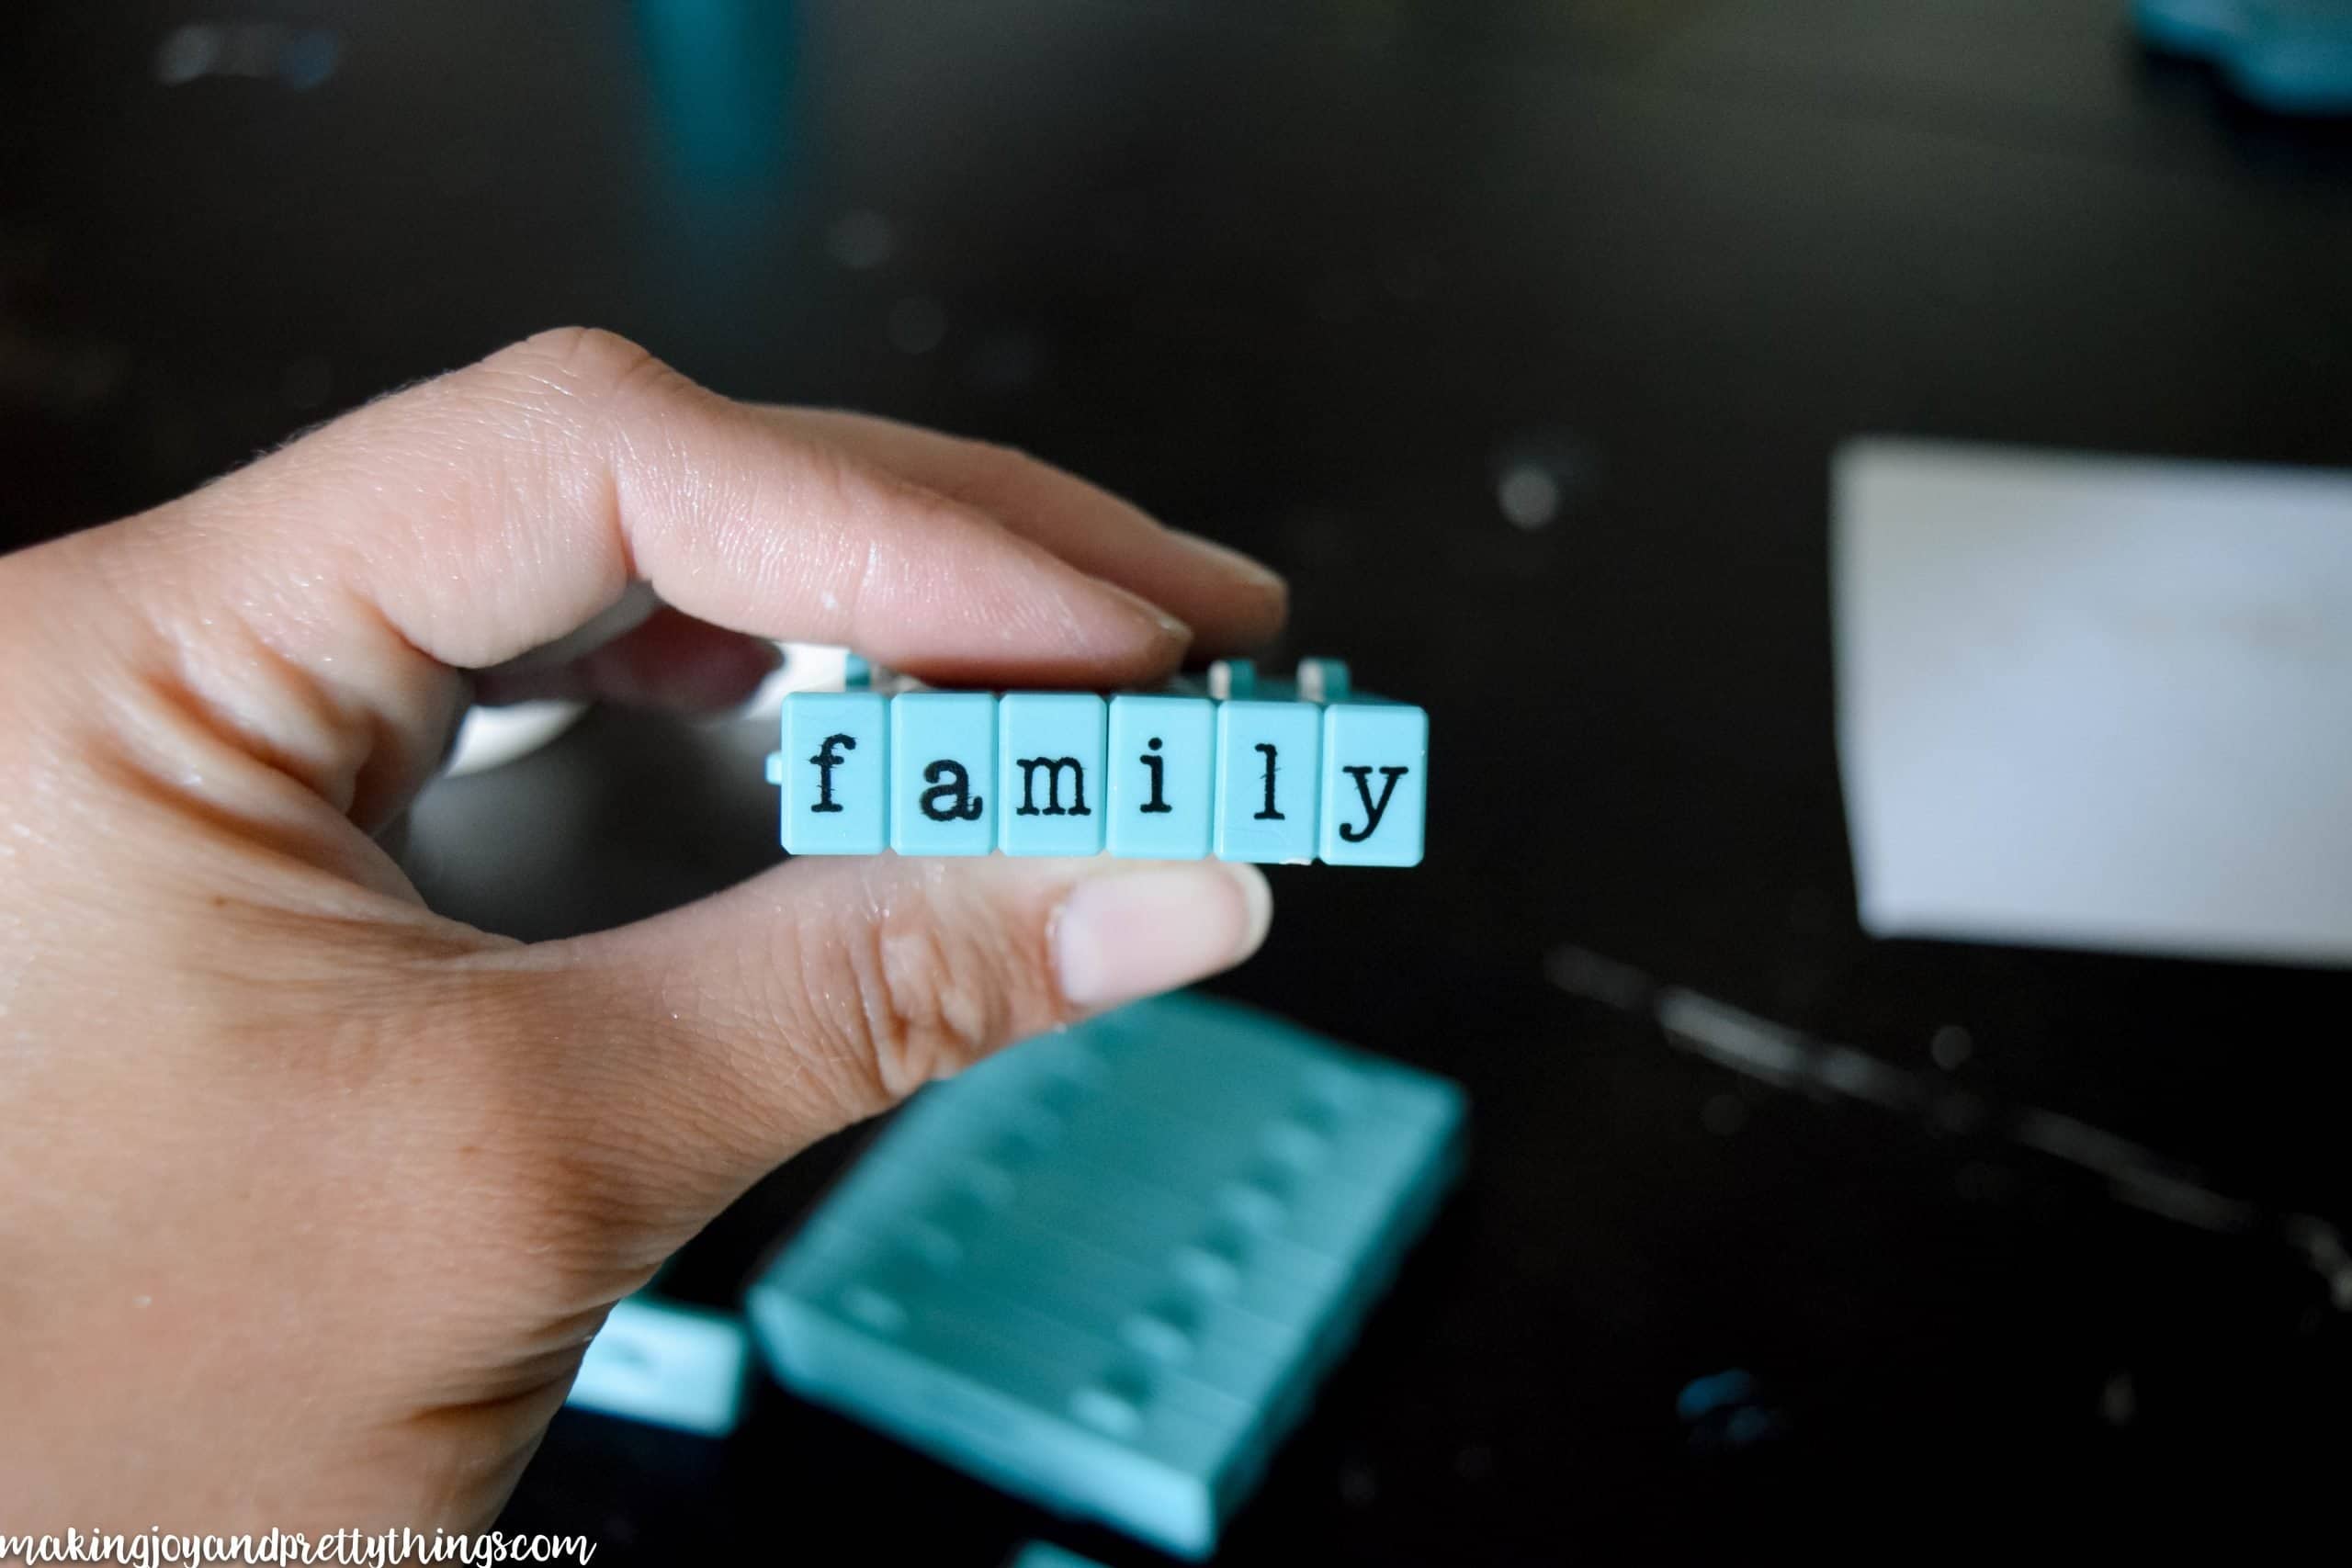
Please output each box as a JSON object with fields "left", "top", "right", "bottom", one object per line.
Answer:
{"left": 1674, "top": 1368, "right": 1758, "bottom": 1423}
{"left": 638, "top": 0, "right": 801, "bottom": 186}
{"left": 2138, "top": 0, "right": 2258, "bottom": 51}
{"left": 1674, "top": 1367, "right": 1786, "bottom": 1450}
{"left": 2136, "top": 0, "right": 2352, "bottom": 113}
{"left": 747, "top": 992, "right": 1467, "bottom": 1558}
{"left": 1006, "top": 1547, "right": 1108, "bottom": 1568}
{"left": 566, "top": 1295, "right": 752, "bottom": 1438}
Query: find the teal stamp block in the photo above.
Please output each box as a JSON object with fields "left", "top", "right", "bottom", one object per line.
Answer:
{"left": 747, "top": 991, "right": 1466, "bottom": 1559}
{"left": 2135, "top": 0, "right": 2352, "bottom": 116}
{"left": 891, "top": 693, "right": 1000, "bottom": 856}
{"left": 1213, "top": 700, "right": 1321, "bottom": 864}
{"left": 566, "top": 1295, "right": 751, "bottom": 1438}
{"left": 999, "top": 693, "right": 1107, "bottom": 857}
{"left": 1106, "top": 694, "right": 1216, "bottom": 860}
{"left": 776, "top": 692, "right": 889, "bottom": 855}
{"left": 1008, "top": 1547, "right": 1109, "bottom": 1568}
{"left": 1318, "top": 701, "right": 1428, "bottom": 867}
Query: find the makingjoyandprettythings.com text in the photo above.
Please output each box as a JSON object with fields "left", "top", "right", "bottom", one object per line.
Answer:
{"left": 0, "top": 1530, "right": 595, "bottom": 1567}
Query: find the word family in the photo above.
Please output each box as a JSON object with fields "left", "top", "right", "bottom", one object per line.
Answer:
{"left": 764, "top": 659, "right": 1426, "bottom": 866}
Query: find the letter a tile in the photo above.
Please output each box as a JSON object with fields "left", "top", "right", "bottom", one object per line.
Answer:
{"left": 891, "top": 693, "right": 1000, "bottom": 855}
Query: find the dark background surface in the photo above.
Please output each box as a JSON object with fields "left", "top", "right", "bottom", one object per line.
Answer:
{"left": 6, "top": 1, "right": 2352, "bottom": 1558}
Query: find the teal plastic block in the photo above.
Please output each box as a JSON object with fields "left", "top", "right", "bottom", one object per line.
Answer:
{"left": 2136, "top": 0, "right": 2352, "bottom": 114}
{"left": 1213, "top": 700, "right": 1322, "bottom": 864}
{"left": 1105, "top": 694, "right": 1216, "bottom": 860}
{"left": 1206, "top": 658, "right": 1257, "bottom": 699}
{"left": 776, "top": 692, "right": 889, "bottom": 854}
{"left": 1318, "top": 700, "right": 1429, "bottom": 867}
{"left": 1295, "top": 656, "right": 1351, "bottom": 703}
{"left": 1008, "top": 1546, "right": 1108, "bottom": 1568}
{"left": 747, "top": 992, "right": 1466, "bottom": 1559}
{"left": 999, "top": 693, "right": 1107, "bottom": 857}
{"left": 566, "top": 1295, "right": 751, "bottom": 1438}
{"left": 891, "top": 692, "right": 1000, "bottom": 855}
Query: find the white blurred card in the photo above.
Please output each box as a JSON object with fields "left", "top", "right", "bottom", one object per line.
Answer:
{"left": 1833, "top": 438, "right": 2352, "bottom": 966}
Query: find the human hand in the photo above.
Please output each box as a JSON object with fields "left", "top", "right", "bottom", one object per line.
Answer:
{"left": 0, "top": 330, "right": 1283, "bottom": 1532}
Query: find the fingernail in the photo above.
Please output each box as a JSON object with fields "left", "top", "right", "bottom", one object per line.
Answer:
{"left": 1166, "top": 529, "right": 1288, "bottom": 597}
{"left": 1054, "top": 863, "right": 1273, "bottom": 1010}
{"left": 1099, "top": 579, "right": 1194, "bottom": 647}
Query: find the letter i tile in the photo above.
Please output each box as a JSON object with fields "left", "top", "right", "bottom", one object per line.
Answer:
{"left": 1106, "top": 694, "right": 1216, "bottom": 859}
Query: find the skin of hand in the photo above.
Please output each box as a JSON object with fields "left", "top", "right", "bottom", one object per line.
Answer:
{"left": 0, "top": 330, "right": 1284, "bottom": 1531}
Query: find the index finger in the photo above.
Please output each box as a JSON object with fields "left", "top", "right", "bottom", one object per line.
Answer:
{"left": 57, "top": 329, "right": 1224, "bottom": 825}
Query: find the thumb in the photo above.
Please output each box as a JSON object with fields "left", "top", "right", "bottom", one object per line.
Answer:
{"left": 490, "top": 852, "right": 1272, "bottom": 1235}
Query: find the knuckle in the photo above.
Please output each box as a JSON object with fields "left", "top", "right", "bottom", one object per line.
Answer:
{"left": 487, "top": 328, "right": 692, "bottom": 421}
{"left": 799, "top": 875, "right": 1046, "bottom": 1111}
{"left": 957, "top": 435, "right": 1048, "bottom": 492}
{"left": 854, "top": 907, "right": 1001, "bottom": 1101}
{"left": 948, "top": 436, "right": 1080, "bottom": 518}
{"left": 511, "top": 325, "right": 660, "bottom": 388}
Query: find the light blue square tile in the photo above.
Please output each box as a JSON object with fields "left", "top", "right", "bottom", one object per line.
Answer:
{"left": 1318, "top": 702, "right": 1427, "bottom": 866}
{"left": 566, "top": 1295, "right": 751, "bottom": 1438}
{"left": 999, "top": 694, "right": 1107, "bottom": 856}
{"left": 891, "top": 693, "right": 999, "bottom": 855}
{"left": 1213, "top": 701, "right": 1321, "bottom": 864}
{"left": 781, "top": 693, "right": 889, "bottom": 854}
{"left": 1106, "top": 695, "right": 1215, "bottom": 860}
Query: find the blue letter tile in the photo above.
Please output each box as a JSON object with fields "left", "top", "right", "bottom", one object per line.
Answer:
{"left": 1318, "top": 702, "right": 1427, "bottom": 866}
{"left": 891, "top": 693, "right": 999, "bottom": 855}
{"left": 1213, "top": 701, "right": 1321, "bottom": 864}
{"left": 782, "top": 693, "right": 889, "bottom": 854}
{"left": 567, "top": 1295, "right": 751, "bottom": 1438}
{"left": 1000, "top": 694, "right": 1107, "bottom": 856}
{"left": 1106, "top": 695, "right": 1215, "bottom": 860}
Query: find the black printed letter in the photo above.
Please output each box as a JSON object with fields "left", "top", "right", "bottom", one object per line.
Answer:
{"left": 1140, "top": 738, "right": 1171, "bottom": 814}
{"left": 1253, "top": 742, "right": 1283, "bottom": 820}
{"left": 809, "top": 733, "right": 855, "bottom": 813}
{"left": 1338, "top": 764, "right": 1408, "bottom": 842}
{"left": 920, "top": 760, "right": 983, "bottom": 821}
{"left": 1016, "top": 757, "right": 1091, "bottom": 817}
